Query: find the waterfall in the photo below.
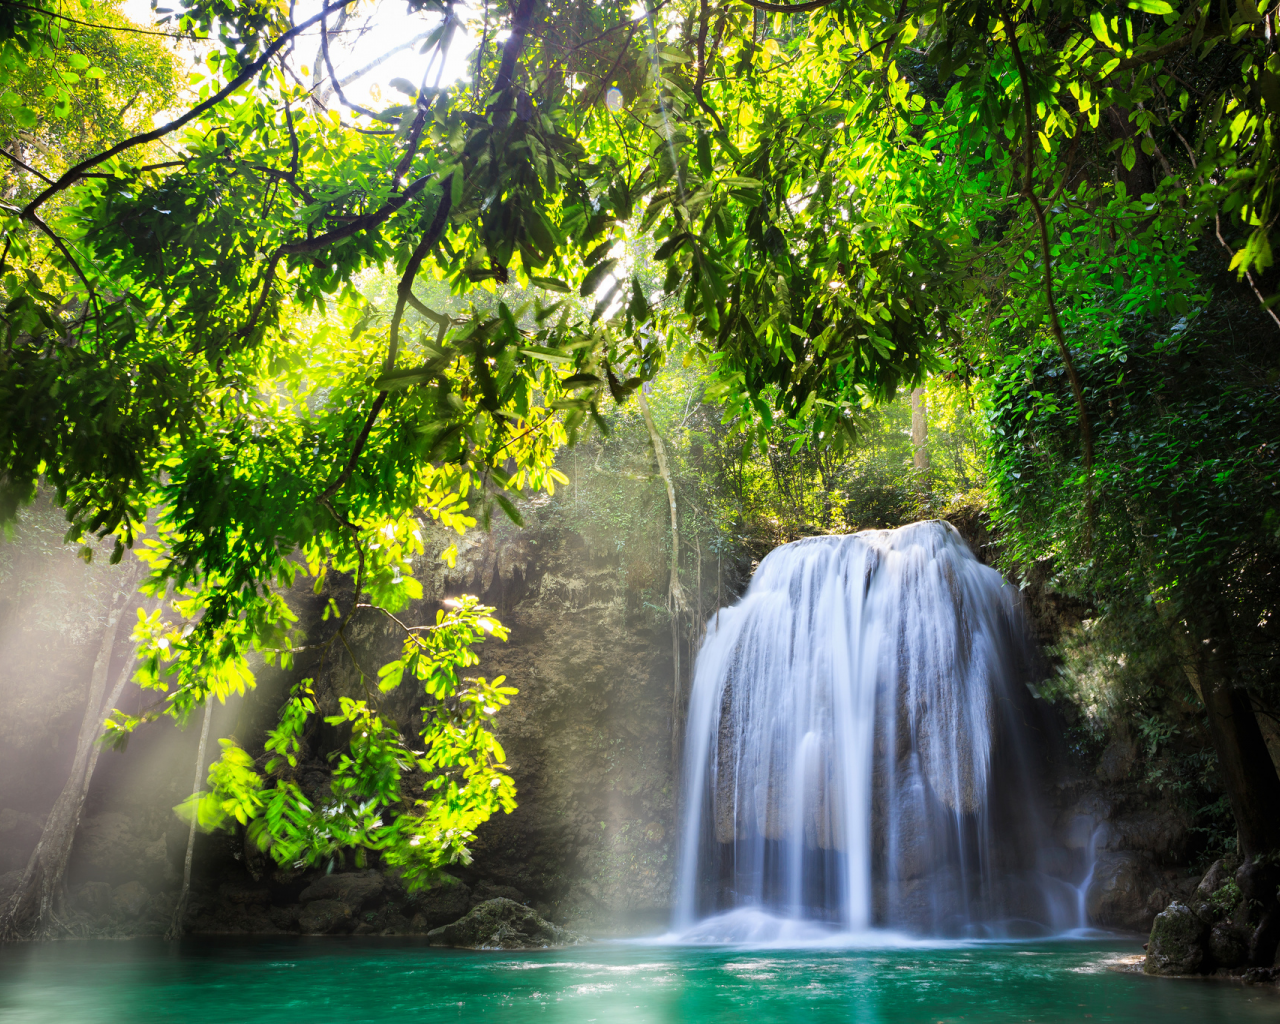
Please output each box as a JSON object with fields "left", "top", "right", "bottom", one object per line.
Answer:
{"left": 673, "top": 521, "right": 1078, "bottom": 940}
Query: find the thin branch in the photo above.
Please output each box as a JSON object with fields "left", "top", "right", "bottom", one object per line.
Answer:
{"left": 474, "top": 0, "right": 491, "bottom": 104}
{"left": 1166, "top": 106, "right": 1280, "bottom": 332}
{"left": 1216, "top": 214, "right": 1280, "bottom": 331}
{"left": 20, "top": 0, "right": 353, "bottom": 219}
{"left": 321, "top": 11, "right": 400, "bottom": 124}
{"left": 0, "top": 149, "right": 55, "bottom": 185}
{"left": 694, "top": 4, "right": 729, "bottom": 131}
{"left": 27, "top": 212, "right": 97, "bottom": 316}
{"left": 240, "top": 249, "right": 284, "bottom": 341}
{"left": 386, "top": 173, "right": 454, "bottom": 373}
{"left": 318, "top": 394, "right": 389, "bottom": 503}
{"left": 277, "top": 172, "right": 436, "bottom": 256}
{"left": 338, "top": 31, "right": 433, "bottom": 88}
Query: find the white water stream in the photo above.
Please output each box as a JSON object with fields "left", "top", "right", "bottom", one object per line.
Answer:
{"left": 673, "top": 522, "right": 1084, "bottom": 940}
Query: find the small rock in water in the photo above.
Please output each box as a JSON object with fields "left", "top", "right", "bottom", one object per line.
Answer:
{"left": 1144, "top": 901, "right": 1208, "bottom": 975}
{"left": 427, "top": 897, "right": 583, "bottom": 949}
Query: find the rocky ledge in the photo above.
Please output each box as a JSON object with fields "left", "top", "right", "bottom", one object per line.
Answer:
{"left": 427, "top": 898, "right": 585, "bottom": 949}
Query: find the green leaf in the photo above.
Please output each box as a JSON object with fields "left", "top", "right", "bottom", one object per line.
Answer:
{"left": 579, "top": 258, "right": 618, "bottom": 296}
{"left": 697, "top": 131, "right": 713, "bottom": 178}
{"left": 1126, "top": 0, "right": 1173, "bottom": 12}
{"left": 653, "top": 233, "right": 690, "bottom": 261}
{"left": 629, "top": 276, "right": 651, "bottom": 324}
{"left": 529, "top": 275, "right": 570, "bottom": 293}
{"left": 1089, "top": 12, "right": 1111, "bottom": 44}
{"left": 520, "top": 344, "right": 573, "bottom": 363}
{"left": 373, "top": 366, "right": 434, "bottom": 390}
{"left": 493, "top": 494, "right": 524, "bottom": 527}
{"left": 583, "top": 239, "right": 614, "bottom": 267}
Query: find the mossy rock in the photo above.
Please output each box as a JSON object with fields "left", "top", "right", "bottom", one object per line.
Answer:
{"left": 1144, "top": 901, "right": 1208, "bottom": 975}
{"left": 427, "top": 897, "right": 584, "bottom": 949}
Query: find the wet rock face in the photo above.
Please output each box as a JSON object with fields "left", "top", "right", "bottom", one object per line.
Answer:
{"left": 1086, "top": 852, "right": 1151, "bottom": 932}
{"left": 426, "top": 897, "right": 583, "bottom": 949}
{"left": 408, "top": 518, "right": 690, "bottom": 934}
{"left": 298, "top": 871, "right": 385, "bottom": 908}
{"left": 1054, "top": 790, "right": 1193, "bottom": 933}
{"left": 408, "top": 876, "right": 472, "bottom": 930}
{"left": 294, "top": 871, "right": 388, "bottom": 934}
{"left": 1144, "top": 902, "right": 1208, "bottom": 975}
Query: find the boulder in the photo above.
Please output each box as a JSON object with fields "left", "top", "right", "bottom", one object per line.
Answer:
{"left": 1144, "top": 902, "right": 1208, "bottom": 975}
{"left": 298, "top": 870, "right": 385, "bottom": 908}
{"left": 1055, "top": 795, "right": 1112, "bottom": 851}
{"left": 1208, "top": 922, "right": 1249, "bottom": 969}
{"left": 298, "top": 899, "right": 352, "bottom": 934}
{"left": 110, "top": 881, "right": 150, "bottom": 919}
{"left": 427, "top": 898, "right": 583, "bottom": 949}
{"left": 1195, "top": 857, "right": 1238, "bottom": 901}
{"left": 1103, "top": 809, "right": 1188, "bottom": 858}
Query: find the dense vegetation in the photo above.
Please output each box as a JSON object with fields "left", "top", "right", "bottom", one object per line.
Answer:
{"left": 1, "top": 0, "right": 1278, "bottom": 960}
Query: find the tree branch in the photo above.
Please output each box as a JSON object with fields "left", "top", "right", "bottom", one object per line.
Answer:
{"left": 495, "top": 0, "right": 539, "bottom": 94}
{"left": 338, "top": 31, "right": 433, "bottom": 89}
{"left": 277, "top": 173, "right": 436, "bottom": 256}
{"left": 386, "top": 174, "right": 454, "bottom": 373}
{"left": 20, "top": 0, "right": 353, "bottom": 219}
{"left": 318, "top": 395, "right": 389, "bottom": 504}
{"left": 1, "top": 149, "right": 55, "bottom": 185}
{"left": 1002, "top": 1, "right": 1095, "bottom": 539}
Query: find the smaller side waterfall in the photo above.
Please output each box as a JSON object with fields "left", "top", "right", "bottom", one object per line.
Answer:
{"left": 673, "top": 521, "right": 1081, "bottom": 939}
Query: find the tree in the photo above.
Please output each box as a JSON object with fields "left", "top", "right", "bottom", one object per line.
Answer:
{"left": 988, "top": 267, "right": 1280, "bottom": 963}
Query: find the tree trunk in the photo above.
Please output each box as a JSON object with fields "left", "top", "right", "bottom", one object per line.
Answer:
{"left": 0, "top": 583, "right": 134, "bottom": 940}
{"left": 1190, "top": 605, "right": 1280, "bottom": 966}
{"left": 167, "top": 699, "right": 213, "bottom": 941}
{"left": 637, "top": 389, "right": 685, "bottom": 757}
{"left": 911, "top": 386, "right": 930, "bottom": 503}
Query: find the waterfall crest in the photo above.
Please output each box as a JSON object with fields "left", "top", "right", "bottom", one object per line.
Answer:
{"left": 673, "top": 521, "right": 1078, "bottom": 939}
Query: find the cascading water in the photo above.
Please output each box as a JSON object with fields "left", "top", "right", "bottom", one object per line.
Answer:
{"left": 673, "top": 521, "right": 1082, "bottom": 941}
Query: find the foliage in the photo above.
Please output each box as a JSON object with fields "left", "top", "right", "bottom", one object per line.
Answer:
{"left": 1, "top": 1, "right": 179, "bottom": 203}
{"left": 179, "top": 596, "right": 515, "bottom": 885}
